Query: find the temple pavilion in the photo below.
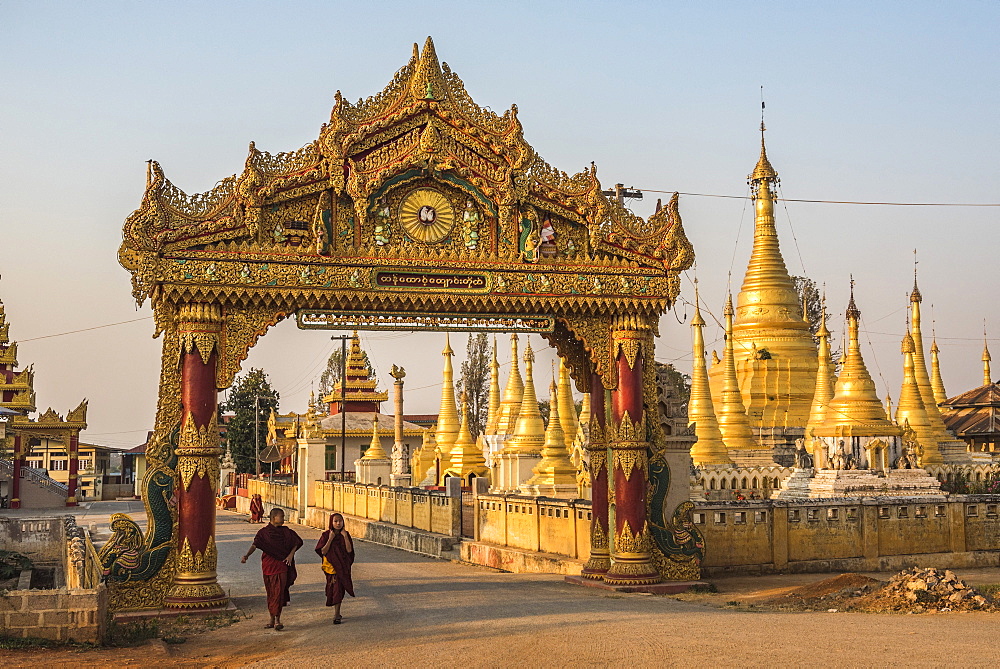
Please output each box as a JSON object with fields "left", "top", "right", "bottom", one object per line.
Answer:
{"left": 0, "top": 298, "right": 90, "bottom": 508}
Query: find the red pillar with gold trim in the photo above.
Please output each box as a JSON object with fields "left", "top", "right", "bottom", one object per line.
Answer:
{"left": 164, "top": 303, "right": 228, "bottom": 609}
{"left": 603, "top": 317, "right": 661, "bottom": 585}
{"left": 10, "top": 434, "right": 22, "bottom": 509}
{"left": 66, "top": 432, "right": 79, "bottom": 506}
{"left": 581, "top": 372, "right": 610, "bottom": 578}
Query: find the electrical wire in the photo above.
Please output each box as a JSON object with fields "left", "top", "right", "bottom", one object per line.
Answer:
{"left": 637, "top": 188, "right": 1000, "bottom": 207}
{"left": 19, "top": 316, "right": 152, "bottom": 342}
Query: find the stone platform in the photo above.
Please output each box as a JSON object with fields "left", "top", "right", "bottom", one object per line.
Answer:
{"left": 564, "top": 574, "right": 710, "bottom": 594}
{"left": 776, "top": 468, "right": 945, "bottom": 499}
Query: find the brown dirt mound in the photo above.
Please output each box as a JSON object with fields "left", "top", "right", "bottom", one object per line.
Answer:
{"left": 758, "top": 568, "right": 998, "bottom": 613}
{"left": 762, "top": 573, "right": 882, "bottom": 608}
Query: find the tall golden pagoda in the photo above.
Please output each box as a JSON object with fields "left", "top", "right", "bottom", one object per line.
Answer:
{"left": 556, "top": 359, "right": 579, "bottom": 451}
{"left": 716, "top": 294, "right": 761, "bottom": 458}
{"left": 443, "top": 393, "right": 489, "bottom": 482}
{"left": 930, "top": 337, "right": 948, "bottom": 405}
{"left": 983, "top": 335, "right": 992, "bottom": 387}
{"left": 493, "top": 335, "right": 524, "bottom": 437}
{"left": 712, "top": 128, "right": 817, "bottom": 434}
{"left": 895, "top": 331, "right": 942, "bottom": 463}
{"left": 504, "top": 340, "right": 545, "bottom": 454}
{"left": 434, "top": 334, "right": 460, "bottom": 456}
{"left": 814, "top": 286, "right": 899, "bottom": 439}
{"left": 805, "top": 305, "right": 835, "bottom": 454}
{"left": 687, "top": 282, "right": 734, "bottom": 466}
{"left": 521, "top": 379, "right": 578, "bottom": 497}
{"left": 485, "top": 337, "right": 502, "bottom": 435}
{"left": 909, "top": 275, "right": 971, "bottom": 461}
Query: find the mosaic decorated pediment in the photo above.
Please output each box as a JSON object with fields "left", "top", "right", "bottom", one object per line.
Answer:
{"left": 120, "top": 37, "right": 693, "bottom": 314}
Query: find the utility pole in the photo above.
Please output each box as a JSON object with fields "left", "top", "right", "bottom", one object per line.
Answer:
{"left": 254, "top": 395, "right": 260, "bottom": 477}
{"left": 602, "top": 183, "right": 643, "bottom": 207}
{"left": 330, "top": 334, "right": 352, "bottom": 481}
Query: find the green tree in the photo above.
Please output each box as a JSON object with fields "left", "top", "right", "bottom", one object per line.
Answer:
{"left": 315, "top": 348, "right": 345, "bottom": 400}
{"left": 456, "top": 333, "right": 490, "bottom": 439}
{"left": 792, "top": 275, "right": 840, "bottom": 361}
{"left": 220, "top": 368, "right": 279, "bottom": 475}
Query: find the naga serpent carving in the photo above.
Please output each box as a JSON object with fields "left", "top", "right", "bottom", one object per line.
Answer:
{"left": 648, "top": 452, "right": 704, "bottom": 579}
{"left": 99, "top": 423, "right": 178, "bottom": 584}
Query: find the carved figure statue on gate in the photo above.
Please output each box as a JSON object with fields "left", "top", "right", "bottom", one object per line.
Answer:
{"left": 832, "top": 440, "right": 847, "bottom": 470}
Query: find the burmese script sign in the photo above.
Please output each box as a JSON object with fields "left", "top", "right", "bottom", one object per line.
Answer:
{"left": 372, "top": 271, "right": 488, "bottom": 292}
{"left": 296, "top": 310, "right": 555, "bottom": 333}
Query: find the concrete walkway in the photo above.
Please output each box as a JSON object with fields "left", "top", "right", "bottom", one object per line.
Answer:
{"left": 5, "top": 505, "right": 1000, "bottom": 667}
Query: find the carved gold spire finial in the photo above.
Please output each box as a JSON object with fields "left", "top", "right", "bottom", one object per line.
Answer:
{"left": 716, "top": 292, "right": 758, "bottom": 451}
{"left": 506, "top": 338, "right": 544, "bottom": 454}
{"left": 983, "top": 324, "right": 992, "bottom": 386}
{"left": 434, "top": 333, "right": 460, "bottom": 455}
{"left": 688, "top": 279, "right": 734, "bottom": 465}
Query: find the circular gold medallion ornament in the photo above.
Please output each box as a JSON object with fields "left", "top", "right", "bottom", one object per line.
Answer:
{"left": 399, "top": 188, "right": 454, "bottom": 243}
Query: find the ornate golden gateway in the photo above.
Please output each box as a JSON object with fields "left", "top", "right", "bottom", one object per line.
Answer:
{"left": 113, "top": 37, "right": 694, "bottom": 610}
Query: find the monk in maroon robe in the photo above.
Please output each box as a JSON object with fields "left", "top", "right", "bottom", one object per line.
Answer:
{"left": 242, "top": 507, "right": 303, "bottom": 629}
{"left": 315, "top": 512, "right": 355, "bottom": 623}
{"left": 249, "top": 494, "right": 264, "bottom": 523}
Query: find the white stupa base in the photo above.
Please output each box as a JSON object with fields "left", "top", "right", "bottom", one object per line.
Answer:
{"left": 491, "top": 453, "right": 541, "bottom": 493}
{"left": 355, "top": 458, "right": 392, "bottom": 486}
{"left": 518, "top": 482, "right": 578, "bottom": 499}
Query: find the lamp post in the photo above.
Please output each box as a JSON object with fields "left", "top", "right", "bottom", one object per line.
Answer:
{"left": 330, "top": 334, "right": 351, "bottom": 481}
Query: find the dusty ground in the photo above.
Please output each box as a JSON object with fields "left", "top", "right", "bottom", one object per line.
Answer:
{"left": 4, "top": 505, "right": 1000, "bottom": 667}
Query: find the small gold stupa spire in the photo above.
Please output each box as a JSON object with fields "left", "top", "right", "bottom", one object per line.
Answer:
{"left": 445, "top": 392, "right": 488, "bottom": 479}
{"left": 983, "top": 327, "right": 992, "bottom": 387}
{"left": 505, "top": 339, "right": 544, "bottom": 453}
{"left": 485, "top": 337, "right": 502, "bottom": 436}
{"left": 525, "top": 379, "right": 577, "bottom": 486}
{"left": 688, "top": 281, "right": 733, "bottom": 465}
{"left": 895, "top": 331, "right": 942, "bottom": 461}
{"left": 909, "top": 267, "right": 959, "bottom": 445}
{"left": 578, "top": 392, "right": 592, "bottom": 425}
{"left": 716, "top": 293, "right": 758, "bottom": 450}
{"left": 816, "top": 282, "right": 897, "bottom": 435}
{"left": 434, "top": 334, "right": 460, "bottom": 454}
{"left": 930, "top": 335, "right": 948, "bottom": 405}
{"left": 557, "top": 359, "right": 579, "bottom": 451}
{"left": 805, "top": 304, "right": 835, "bottom": 447}
{"left": 494, "top": 334, "right": 524, "bottom": 436}
{"left": 361, "top": 415, "right": 389, "bottom": 460}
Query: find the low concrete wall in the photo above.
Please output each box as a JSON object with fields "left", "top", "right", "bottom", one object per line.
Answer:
{"left": 313, "top": 481, "right": 462, "bottom": 537}
{"left": 0, "top": 585, "right": 108, "bottom": 642}
{"left": 475, "top": 493, "right": 592, "bottom": 560}
{"left": 0, "top": 516, "right": 68, "bottom": 562}
{"left": 696, "top": 496, "right": 1000, "bottom": 575}
{"left": 101, "top": 483, "right": 135, "bottom": 500}
{"left": 461, "top": 541, "right": 584, "bottom": 574}
{"left": 303, "top": 507, "right": 461, "bottom": 558}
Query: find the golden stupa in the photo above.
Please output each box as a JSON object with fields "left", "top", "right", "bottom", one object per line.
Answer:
{"left": 712, "top": 129, "right": 818, "bottom": 430}
{"left": 687, "top": 281, "right": 734, "bottom": 465}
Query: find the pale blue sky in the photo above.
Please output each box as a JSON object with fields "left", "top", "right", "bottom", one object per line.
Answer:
{"left": 1, "top": 2, "right": 997, "bottom": 445}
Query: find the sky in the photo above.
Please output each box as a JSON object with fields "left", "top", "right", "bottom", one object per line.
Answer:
{"left": 0, "top": 1, "right": 997, "bottom": 449}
